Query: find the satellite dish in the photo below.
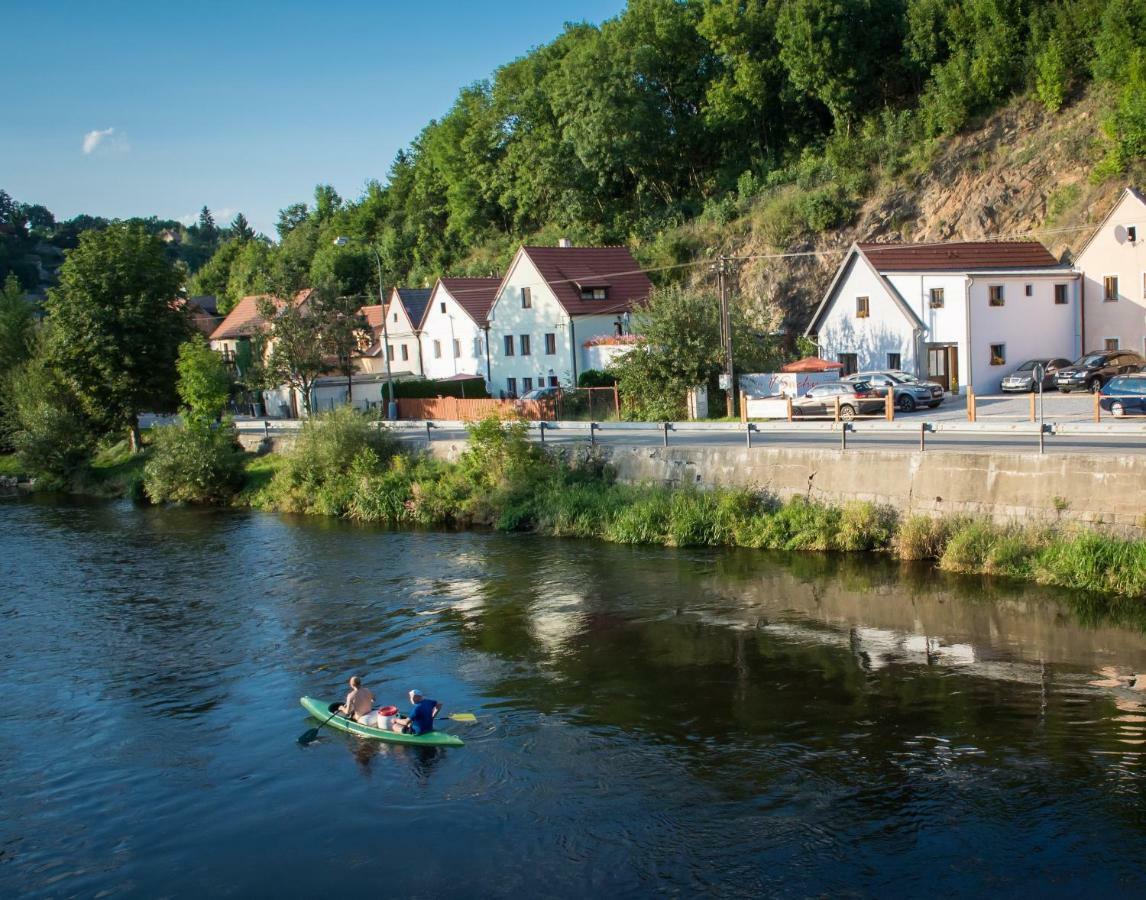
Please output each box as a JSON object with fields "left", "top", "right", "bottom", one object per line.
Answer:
{"left": 1114, "top": 225, "right": 1128, "bottom": 243}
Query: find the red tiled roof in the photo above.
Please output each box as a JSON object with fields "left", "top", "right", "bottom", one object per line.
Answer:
{"left": 858, "top": 240, "right": 1060, "bottom": 272}
{"left": 360, "top": 304, "right": 385, "bottom": 329}
{"left": 209, "top": 289, "right": 312, "bottom": 341}
{"left": 521, "top": 245, "right": 652, "bottom": 315}
{"left": 781, "top": 356, "right": 844, "bottom": 373}
{"left": 437, "top": 277, "right": 501, "bottom": 326}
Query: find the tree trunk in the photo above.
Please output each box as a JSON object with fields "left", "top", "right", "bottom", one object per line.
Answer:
{"left": 128, "top": 419, "right": 142, "bottom": 453}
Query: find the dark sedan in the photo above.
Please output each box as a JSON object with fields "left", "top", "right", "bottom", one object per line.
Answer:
{"left": 1055, "top": 350, "right": 1145, "bottom": 393}
{"left": 1001, "top": 358, "right": 1071, "bottom": 392}
{"left": 790, "top": 381, "right": 884, "bottom": 420}
{"left": 1099, "top": 374, "right": 1146, "bottom": 417}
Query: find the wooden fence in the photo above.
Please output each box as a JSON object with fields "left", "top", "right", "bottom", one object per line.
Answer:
{"left": 397, "top": 397, "right": 553, "bottom": 421}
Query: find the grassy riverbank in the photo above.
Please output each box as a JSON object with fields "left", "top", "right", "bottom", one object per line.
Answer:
{"left": 234, "top": 412, "right": 1146, "bottom": 600}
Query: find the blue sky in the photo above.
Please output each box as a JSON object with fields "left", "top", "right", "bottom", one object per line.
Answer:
{"left": 2, "top": 1, "right": 626, "bottom": 237}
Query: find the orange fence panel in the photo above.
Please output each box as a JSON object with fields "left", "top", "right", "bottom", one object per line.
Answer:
{"left": 396, "top": 397, "right": 553, "bottom": 421}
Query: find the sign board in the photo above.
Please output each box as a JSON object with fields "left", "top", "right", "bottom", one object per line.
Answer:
{"left": 718, "top": 373, "right": 732, "bottom": 390}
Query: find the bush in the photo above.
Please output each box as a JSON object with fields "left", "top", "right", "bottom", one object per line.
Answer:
{"left": 392, "top": 378, "right": 490, "bottom": 400}
{"left": 5, "top": 357, "right": 95, "bottom": 481}
{"left": 894, "top": 514, "right": 956, "bottom": 560}
{"left": 143, "top": 422, "right": 246, "bottom": 504}
{"left": 577, "top": 369, "right": 616, "bottom": 388}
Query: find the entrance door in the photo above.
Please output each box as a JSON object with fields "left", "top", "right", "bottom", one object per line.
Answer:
{"left": 926, "top": 344, "right": 957, "bottom": 392}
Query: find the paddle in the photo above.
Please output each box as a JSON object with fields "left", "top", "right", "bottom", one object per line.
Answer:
{"left": 445, "top": 713, "right": 476, "bottom": 723}
{"left": 299, "top": 708, "right": 341, "bottom": 745}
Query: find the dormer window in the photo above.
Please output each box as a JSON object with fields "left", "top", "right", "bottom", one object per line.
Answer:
{"left": 580, "top": 287, "right": 607, "bottom": 300}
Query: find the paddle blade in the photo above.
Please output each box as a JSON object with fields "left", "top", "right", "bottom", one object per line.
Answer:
{"left": 298, "top": 727, "right": 320, "bottom": 745}
{"left": 448, "top": 713, "right": 476, "bottom": 722}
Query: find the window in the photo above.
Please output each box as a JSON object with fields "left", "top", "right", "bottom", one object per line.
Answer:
{"left": 989, "top": 343, "right": 1006, "bottom": 366}
{"left": 544, "top": 333, "right": 556, "bottom": 355}
{"left": 387, "top": 344, "right": 394, "bottom": 361}
{"left": 1142, "top": 271, "right": 1146, "bottom": 299}
{"left": 548, "top": 376, "right": 559, "bottom": 387}
{"left": 506, "top": 378, "right": 517, "bottom": 397}
{"left": 855, "top": 296, "right": 870, "bottom": 318}
{"left": 988, "top": 285, "right": 1005, "bottom": 306}
{"left": 453, "top": 339, "right": 461, "bottom": 359}
{"left": 1104, "top": 275, "right": 1119, "bottom": 302}
{"left": 433, "top": 339, "right": 442, "bottom": 359}
{"left": 440, "top": 302, "right": 446, "bottom": 314}
{"left": 838, "top": 353, "right": 858, "bottom": 376}
{"left": 520, "top": 334, "right": 531, "bottom": 356}
{"left": 1054, "top": 284, "right": 1068, "bottom": 305}
{"left": 503, "top": 335, "right": 515, "bottom": 356}
{"left": 929, "top": 287, "right": 944, "bottom": 309}
{"left": 887, "top": 353, "right": 901, "bottom": 370}
{"left": 1105, "top": 338, "right": 1120, "bottom": 351}
{"left": 473, "top": 337, "right": 483, "bottom": 357}
{"left": 580, "top": 287, "right": 607, "bottom": 300}
{"left": 393, "top": 312, "right": 398, "bottom": 322}
{"left": 401, "top": 345, "right": 409, "bottom": 361}
{"left": 522, "top": 377, "right": 533, "bottom": 392}
{"left": 521, "top": 287, "right": 532, "bottom": 309}
{"left": 1129, "top": 225, "right": 1138, "bottom": 243}
{"left": 1024, "top": 283, "right": 1033, "bottom": 297}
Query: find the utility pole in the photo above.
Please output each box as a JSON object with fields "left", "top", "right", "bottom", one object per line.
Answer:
{"left": 714, "top": 253, "right": 737, "bottom": 417}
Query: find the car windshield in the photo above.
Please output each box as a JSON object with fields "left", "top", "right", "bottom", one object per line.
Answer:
{"left": 1077, "top": 354, "right": 1107, "bottom": 366}
{"left": 1015, "top": 360, "right": 1040, "bottom": 372}
{"left": 888, "top": 371, "right": 918, "bottom": 383}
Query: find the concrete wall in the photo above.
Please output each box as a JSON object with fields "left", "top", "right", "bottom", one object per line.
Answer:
{"left": 596, "top": 444, "right": 1146, "bottom": 533}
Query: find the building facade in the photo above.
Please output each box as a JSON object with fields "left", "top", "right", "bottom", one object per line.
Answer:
{"left": 1076, "top": 187, "right": 1146, "bottom": 357}
{"left": 418, "top": 278, "right": 500, "bottom": 385}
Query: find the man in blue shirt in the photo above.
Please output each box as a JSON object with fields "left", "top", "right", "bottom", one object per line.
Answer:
{"left": 391, "top": 689, "right": 441, "bottom": 735}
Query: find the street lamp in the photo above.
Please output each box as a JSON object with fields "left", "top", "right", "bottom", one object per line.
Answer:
{"left": 334, "top": 236, "right": 396, "bottom": 420}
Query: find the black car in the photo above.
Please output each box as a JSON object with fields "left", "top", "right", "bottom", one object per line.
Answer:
{"left": 790, "top": 381, "right": 884, "bottom": 420}
{"left": 1000, "top": 358, "right": 1071, "bottom": 393}
{"left": 1099, "top": 374, "right": 1146, "bottom": 417}
{"left": 843, "top": 370, "right": 944, "bottom": 411}
{"left": 1054, "top": 350, "right": 1145, "bottom": 393}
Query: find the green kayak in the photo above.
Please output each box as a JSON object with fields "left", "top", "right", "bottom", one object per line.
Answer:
{"left": 299, "top": 696, "right": 465, "bottom": 747}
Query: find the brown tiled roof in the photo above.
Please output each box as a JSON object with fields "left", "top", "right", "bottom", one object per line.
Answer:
{"left": 360, "top": 304, "right": 385, "bottom": 329}
{"left": 858, "top": 240, "right": 1061, "bottom": 272}
{"left": 437, "top": 277, "right": 501, "bottom": 327}
{"left": 209, "top": 289, "right": 312, "bottom": 341}
{"left": 521, "top": 245, "right": 652, "bottom": 315}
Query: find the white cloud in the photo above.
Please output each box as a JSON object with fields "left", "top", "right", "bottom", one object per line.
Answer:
{"left": 82, "top": 127, "right": 130, "bottom": 156}
{"left": 82, "top": 128, "right": 115, "bottom": 154}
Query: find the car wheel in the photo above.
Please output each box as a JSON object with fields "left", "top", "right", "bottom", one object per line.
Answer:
{"left": 839, "top": 404, "right": 856, "bottom": 421}
{"left": 1087, "top": 379, "right": 1102, "bottom": 394}
{"left": 1111, "top": 401, "right": 1125, "bottom": 418}
{"left": 897, "top": 394, "right": 917, "bottom": 412}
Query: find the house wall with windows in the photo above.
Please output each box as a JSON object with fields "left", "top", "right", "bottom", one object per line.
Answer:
{"left": 419, "top": 284, "right": 488, "bottom": 384}
{"left": 487, "top": 254, "right": 572, "bottom": 396}
{"left": 382, "top": 290, "right": 424, "bottom": 377}
{"left": 814, "top": 255, "right": 922, "bottom": 378}
{"left": 1077, "top": 188, "right": 1146, "bottom": 358}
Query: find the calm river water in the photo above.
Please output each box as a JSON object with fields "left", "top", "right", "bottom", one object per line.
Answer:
{"left": 2, "top": 497, "right": 1146, "bottom": 898}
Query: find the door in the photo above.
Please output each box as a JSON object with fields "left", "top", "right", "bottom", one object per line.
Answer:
{"left": 926, "top": 346, "right": 949, "bottom": 392}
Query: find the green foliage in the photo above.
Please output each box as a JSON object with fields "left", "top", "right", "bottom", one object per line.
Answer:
{"left": 176, "top": 336, "right": 233, "bottom": 422}
{"left": 4, "top": 351, "right": 95, "bottom": 481}
{"left": 0, "top": 273, "right": 35, "bottom": 375}
{"left": 44, "top": 223, "right": 187, "bottom": 439}
{"left": 1034, "top": 37, "right": 1069, "bottom": 112}
{"left": 1094, "top": 51, "right": 1146, "bottom": 179}
{"left": 143, "top": 422, "right": 246, "bottom": 504}
{"left": 577, "top": 369, "right": 617, "bottom": 388}
{"left": 392, "top": 378, "right": 491, "bottom": 399}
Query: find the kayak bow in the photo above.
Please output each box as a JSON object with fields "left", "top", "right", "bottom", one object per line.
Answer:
{"left": 298, "top": 696, "right": 465, "bottom": 747}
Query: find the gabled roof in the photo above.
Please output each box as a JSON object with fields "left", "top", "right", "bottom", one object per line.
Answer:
{"left": 391, "top": 288, "right": 432, "bottom": 328}
{"left": 1074, "top": 186, "right": 1146, "bottom": 260}
{"left": 805, "top": 245, "right": 926, "bottom": 336}
{"left": 858, "top": 240, "right": 1061, "bottom": 271}
{"left": 430, "top": 277, "right": 501, "bottom": 327}
{"left": 360, "top": 303, "right": 385, "bottom": 329}
{"left": 511, "top": 245, "right": 652, "bottom": 316}
{"left": 209, "top": 289, "right": 312, "bottom": 341}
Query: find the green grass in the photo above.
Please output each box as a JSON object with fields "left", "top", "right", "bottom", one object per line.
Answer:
{"left": 0, "top": 454, "right": 23, "bottom": 477}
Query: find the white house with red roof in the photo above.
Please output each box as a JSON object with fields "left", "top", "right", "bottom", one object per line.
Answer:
{"left": 417, "top": 277, "right": 500, "bottom": 384}
{"left": 805, "top": 241, "right": 1079, "bottom": 394}
{"left": 1075, "top": 187, "right": 1146, "bottom": 357}
{"left": 486, "top": 242, "right": 652, "bottom": 397}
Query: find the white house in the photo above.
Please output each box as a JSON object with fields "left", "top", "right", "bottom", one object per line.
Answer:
{"left": 380, "top": 287, "right": 431, "bottom": 377}
{"left": 417, "top": 277, "right": 500, "bottom": 385}
{"left": 1076, "top": 186, "right": 1146, "bottom": 356}
{"left": 485, "top": 243, "right": 652, "bottom": 397}
{"left": 805, "top": 241, "right": 1080, "bottom": 394}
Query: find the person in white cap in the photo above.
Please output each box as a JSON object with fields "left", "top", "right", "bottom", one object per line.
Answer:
{"left": 390, "top": 689, "right": 441, "bottom": 735}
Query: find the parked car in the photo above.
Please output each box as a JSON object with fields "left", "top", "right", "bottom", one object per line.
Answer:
{"left": 520, "top": 386, "right": 560, "bottom": 401}
{"left": 790, "top": 381, "right": 884, "bottom": 420}
{"left": 1099, "top": 374, "right": 1146, "bottom": 417}
{"left": 843, "top": 370, "right": 944, "bottom": 411}
{"left": 1000, "top": 358, "right": 1071, "bottom": 393}
{"left": 1055, "top": 350, "right": 1145, "bottom": 393}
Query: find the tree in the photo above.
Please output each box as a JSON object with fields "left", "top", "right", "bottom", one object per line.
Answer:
{"left": 230, "top": 212, "right": 255, "bottom": 242}
{"left": 44, "top": 223, "right": 188, "bottom": 448}
{"left": 176, "top": 335, "right": 233, "bottom": 422}
{"left": 0, "top": 273, "right": 35, "bottom": 375}
{"left": 258, "top": 293, "right": 328, "bottom": 417}
{"left": 312, "top": 184, "right": 343, "bottom": 222}
{"left": 197, "top": 206, "right": 218, "bottom": 245}
{"left": 310, "top": 278, "right": 369, "bottom": 402}
{"left": 276, "top": 202, "right": 309, "bottom": 238}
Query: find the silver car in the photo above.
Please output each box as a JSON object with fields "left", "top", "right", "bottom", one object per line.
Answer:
{"left": 1001, "top": 358, "right": 1070, "bottom": 393}
{"left": 843, "top": 370, "right": 944, "bottom": 412}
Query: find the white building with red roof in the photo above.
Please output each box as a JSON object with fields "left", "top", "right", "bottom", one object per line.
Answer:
{"left": 486, "top": 242, "right": 652, "bottom": 397}
{"left": 417, "top": 277, "right": 500, "bottom": 384}
{"left": 805, "top": 241, "right": 1079, "bottom": 395}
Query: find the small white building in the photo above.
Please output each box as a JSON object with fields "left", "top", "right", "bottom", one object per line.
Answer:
{"left": 485, "top": 243, "right": 651, "bottom": 397}
{"left": 379, "top": 287, "right": 432, "bottom": 377}
{"left": 1076, "top": 186, "right": 1146, "bottom": 356}
{"left": 805, "top": 241, "right": 1080, "bottom": 394}
{"left": 417, "top": 278, "right": 500, "bottom": 386}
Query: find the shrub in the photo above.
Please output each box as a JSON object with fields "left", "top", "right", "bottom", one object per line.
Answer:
{"left": 176, "top": 336, "right": 233, "bottom": 423}
{"left": 894, "top": 514, "right": 956, "bottom": 560}
{"left": 836, "top": 502, "right": 898, "bottom": 551}
{"left": 143, "top": 422, "right": 245, "bottom": 504}
{"left": 5, "top": 357, "right": 95, "bottom": 481}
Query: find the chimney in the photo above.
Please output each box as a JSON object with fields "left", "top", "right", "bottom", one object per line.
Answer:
{"left": 558, "top": 238, "right": 572, "bottom": 249}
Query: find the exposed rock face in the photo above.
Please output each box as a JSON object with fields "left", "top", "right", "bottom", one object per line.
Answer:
{"left": 734, "top": 94, "right": 1125, "bottom": 334}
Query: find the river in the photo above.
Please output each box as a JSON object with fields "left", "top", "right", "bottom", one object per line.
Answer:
{"left": 2, "top": 497, "right": 1145, "bottom": 898}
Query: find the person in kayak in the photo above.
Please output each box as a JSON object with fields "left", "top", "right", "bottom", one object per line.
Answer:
{"left": 390, "top": 689, "right": 441, "bottom": 734}
{"left": 339, "top": 675, "right": 375, "bottom": 722}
